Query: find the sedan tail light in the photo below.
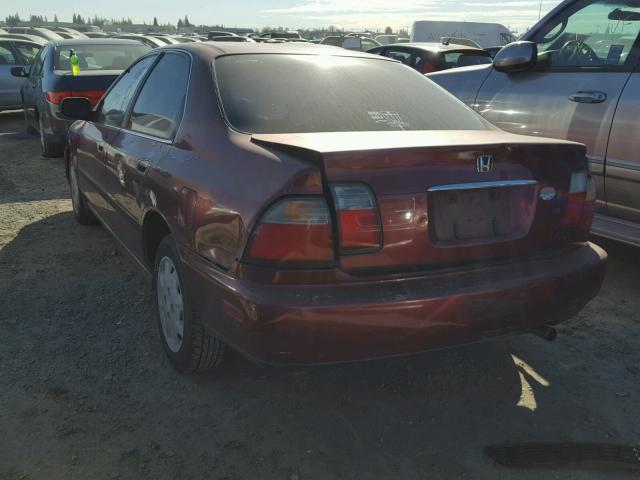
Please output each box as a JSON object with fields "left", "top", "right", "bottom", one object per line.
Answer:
{"left": 564, "top": 170, "right": 596, "bottom": 234}
{"left": 46, "top": 90, "right": 105, "bottom": 106}
{"left": 331, "top": 184, "right": 381, "bottom": 253}
{"left": 247, "top": 197, "right": 334, "bottom": 264}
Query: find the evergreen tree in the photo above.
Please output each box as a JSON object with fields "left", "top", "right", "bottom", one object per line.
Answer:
{"left": 54, "top": 14, "right": 58, "bottom": 23}
{"left": 177, "top": 18, "right": 184, "bottom": 28}
{"left": 184, "top": 15, "right": 190, "bottom": 27}
{"left": 153, "top": 16, "right": 159, "bottom": 27}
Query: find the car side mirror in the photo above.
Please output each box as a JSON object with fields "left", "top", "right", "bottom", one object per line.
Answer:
{"left": 341, "top": 37, "right": 362, "bottom": 50}
{"left": 493, "top": 41, "right": 537, "bottom": 72}
{"left": 61, "top": 97, "right": 93, "bottom": 121}
{"left": 11, "top": 66, "right": 28, "bottom": 77}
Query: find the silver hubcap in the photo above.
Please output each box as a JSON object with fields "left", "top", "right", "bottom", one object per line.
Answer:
{"left": 69, "top": 166, "right": 80, "bottom": 212}
{"left": 157, "top": 256, "right": 184, "bottom": 353}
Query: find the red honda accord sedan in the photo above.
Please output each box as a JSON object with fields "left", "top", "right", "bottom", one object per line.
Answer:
{"left": 61, "top": 42, "right": 607, "bottom": 372}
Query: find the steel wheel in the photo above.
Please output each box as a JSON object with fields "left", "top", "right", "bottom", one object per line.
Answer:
{"left": 157, "top": 256, "right": 185, "bottom": 353}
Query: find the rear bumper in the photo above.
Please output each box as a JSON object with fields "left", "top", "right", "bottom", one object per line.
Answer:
{"left": 181, "top": 242, "right": 607, "bottom": 365}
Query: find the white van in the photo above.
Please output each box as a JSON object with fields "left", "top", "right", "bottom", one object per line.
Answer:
{"left": 410, "top": 21, "right": 516, "bottom": 47}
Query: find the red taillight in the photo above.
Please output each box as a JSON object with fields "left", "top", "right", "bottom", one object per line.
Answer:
{"left": 45, "top": 91, "right": 72, "bottom": 104}
{"left": 248, "top": 197, "right": 333, "bottom": 264}
{"left": 564, "top": 170, "right": 596, "bottom": 234}
{"left": 46, "top": 90, "right": 104, "bottom": 106}
{"left": 331, "top": 184, "right": 381, "bottom": 252}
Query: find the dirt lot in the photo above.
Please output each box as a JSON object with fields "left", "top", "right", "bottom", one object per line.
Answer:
{"left": 0, "top": 109, "right": 639, "bottom": 480}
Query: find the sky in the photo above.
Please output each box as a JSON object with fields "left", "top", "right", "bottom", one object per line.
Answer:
{"left": 4, "top": 0, "right": 563, "bottom": 34}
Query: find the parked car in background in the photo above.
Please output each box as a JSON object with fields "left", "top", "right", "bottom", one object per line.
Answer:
{"left": 12, "top": 39, "right": 150, "bottom": 156}
{"left": 484, "top": 46, "right": 503, "bottom": 58}
{"left": 207, "top": 31, "right": 237, "bottom": 40}
{"left": 321, "top": 35, "right": 381, "bottom": 50}
{"left": 170, "top": 36, "right": 200, "bottom": 43}
{"left": 85, "top": 32, "right": 110, "bottom": 38}
{"left": 428, "top": 0, "right": 640, "bottom": 247}
{"left": 0, "top": 38, "right": 42, "bottom": 111}
{"left": 260, "top": 31, "right": 302, "bottom": 41}
{"left": 112, "top": 34, "right": 165, "bottom": 49}
{"left": 6, "top": 27, "right": 64, "bottom": 42}
{"left": 149, "top": 35, "right": 180, "bottom": 45}
{"left": 411, "top": 21, "right": 516, "bottom": 48}
{"left": 209, "top": 36, "right": 255, "bottom": 42}
{"left": 46, "top": 27, "right": 89, "bottom": 39}
{"left": 0, "top": 33, "right": 47, "bottom": 45}
{"left": 62, "top": 42, "right": 605, "bottom": 373}
{"left": 369, "top": 42, "right": 492, "bottom": 73}
{"left": 375, "top": 34, "right": 398, "bottom": 45}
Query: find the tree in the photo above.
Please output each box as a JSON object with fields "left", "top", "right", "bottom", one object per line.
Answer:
{"left": 177, "top": 18, "right": 184, "bottom": 28}
{"left": 184, "top": 15, "right": 190, "bottom": 27}
{"left": 153, "top": 16, "right": 159, "bottom": 27}
{"left": 384, "top": 26, "right": 392, "bottom": 35}
{"left": 54, "top": 14, "right": 58, "bottom": 23}
{"left": 5, "top": 13, "right": 21, "bottom": 26}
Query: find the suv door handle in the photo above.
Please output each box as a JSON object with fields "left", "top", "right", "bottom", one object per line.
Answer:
{"left": 569, "top": 91, "right": 607, "bottom": 104}
{"left": 136, "top": 159, "right": 151, "bottom": 174}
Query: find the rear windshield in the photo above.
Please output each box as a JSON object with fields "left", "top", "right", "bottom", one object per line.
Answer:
{"left": 214, "top": 54, "right": 492, "bottom": 134}
{"left": 442, "top": 52, "right": 493, "bottom": 69}
{"left": 54, "top": 44, "right": 151, "bottom": 72}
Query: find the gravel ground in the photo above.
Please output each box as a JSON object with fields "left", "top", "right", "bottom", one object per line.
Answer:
{"left": 1, "top": 109, "right": 639, "bottom": 480}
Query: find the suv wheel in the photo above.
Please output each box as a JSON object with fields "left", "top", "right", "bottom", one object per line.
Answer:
{"left": 154, "top": 235, "right": 226, "bottom": 373}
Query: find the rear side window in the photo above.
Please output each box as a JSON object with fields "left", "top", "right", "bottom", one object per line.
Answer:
{"left": 54, "top": 44, "right": 151, "bottom": 72}
{"left": 98, "top": 55, "right": 156, "bottom": 127}
{"left": 215, "top": 54, "right": 492, "bottom": 134}
{"left": 128, "top": 52, "right": 190, "bottom": 139}
{"left": 384, "top": 49, "right": 412, "bottom": 65}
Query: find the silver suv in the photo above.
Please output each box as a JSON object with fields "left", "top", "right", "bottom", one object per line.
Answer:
{"left": 428, "top": 0, "right": 640, "bottom": 246}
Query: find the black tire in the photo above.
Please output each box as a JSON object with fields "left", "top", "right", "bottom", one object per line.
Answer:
{"left": 154, "top": 235, "right": 226, "bottom": 373}
{"left": 68, "top": 156, "right": 99, "bottom": 225}
{"left": 24, "top": 108, "right": 36, "bottom": 134}
{"left": 38, "top": 115, "right": 63, "bottom": 158}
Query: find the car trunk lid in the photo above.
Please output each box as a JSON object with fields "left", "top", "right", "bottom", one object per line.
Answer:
{"left": 252, "top": 130, "right": 589, "bottom": 272}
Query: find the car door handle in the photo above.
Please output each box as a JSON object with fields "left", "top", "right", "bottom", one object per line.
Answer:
{"left": 97, "top": 144, "right": 105, "bottom": 152}
{"left": 569, "top": 91, "right": 607, "bottom": 104}
{"left": 136, "top": 159, "right": 151, "bottom": 174}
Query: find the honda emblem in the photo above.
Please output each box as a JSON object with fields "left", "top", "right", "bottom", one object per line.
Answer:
{"left": 476, "top": 155, "right": 493, "bottom": 173}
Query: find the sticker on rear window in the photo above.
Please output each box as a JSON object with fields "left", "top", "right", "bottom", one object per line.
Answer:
{"left": 367, "top": 111, "right": 408, "bottom": 130}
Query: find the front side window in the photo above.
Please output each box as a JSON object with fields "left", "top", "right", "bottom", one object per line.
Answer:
{"left": 14, "top": 42, "right": 41, "bottom": 65}
{"left": 531, "top": 0, "right": 640, "bottom": 68}
{"left": 128, "top": 52, "right": 190, "bottom": 139}
{"left": 215, "top": 54, "right": 493, "bottom": 134}
{"left": 98, "top": 55, "right": 156, "bottom": 127}
{"left": 0, "top": 44, "right": 17, "bottom": 65}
